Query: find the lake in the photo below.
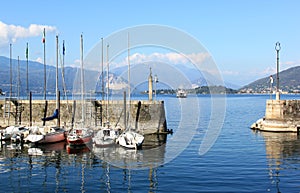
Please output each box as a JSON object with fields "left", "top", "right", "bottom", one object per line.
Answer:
{"left": 1, "top": 94, "right": 300, "bottom": 192}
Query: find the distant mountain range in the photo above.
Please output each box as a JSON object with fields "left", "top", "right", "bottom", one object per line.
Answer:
{"left": 0, "top": 56, "right": 240, "bottom": 96}
{"left": 0, "top": 56, "right": 78, "bottom": 96}
{"left": 240, "top": 66, "right": 300, "bottom": 93}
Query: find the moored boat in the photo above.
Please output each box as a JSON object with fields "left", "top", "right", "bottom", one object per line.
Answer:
{"left": 24, "top": 126, "right": 66, "bottom": 144}
{"left": 11, "top": 127, "right": 30, "bottom": 143}
{"left": 176, "top": 89, "right": 187, "bottom": 98}
{"left": 116, "top": 129, "right": 144, "bottom": 149}
{"left": 67, "top": 128, "right": 93, "bottom": 145}
{"left": 0, "top": 126, "right": 28, "bottom": 141}
{"left": 93, "top": 125, "right": 120, "bottom": 147}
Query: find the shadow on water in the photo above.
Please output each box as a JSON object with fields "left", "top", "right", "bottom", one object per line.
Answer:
{"left": 255, "top": 131, "right": 300, "bottom": 193}
{"left": 93, "top": 133, "right": 168, "bottom": 169}
{"left": 0, "top": 133, "right": 168, "bottom": 192}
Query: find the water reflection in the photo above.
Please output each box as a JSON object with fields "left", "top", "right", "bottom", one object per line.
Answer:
{"left": 93, "top": 134, "right": 167, "bottom": 169}
{"left": 258, "top": 131, "right": 300, "bottom": 192}
{"left": 0, "top": 134, "right": 167, "bottom": 192}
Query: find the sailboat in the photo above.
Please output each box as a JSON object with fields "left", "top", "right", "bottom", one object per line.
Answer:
{"left": 116, "top": 34, "right": 144, "bottom": 149}
{"left": 67, "top": 34, "right": 93, "bottom": 146}
{"left": 25, "top": 35, "right": 66, "bottom": 144}
{"left": 93, "top": 122, "right": 120, "bottom": 147}
{"left": 93, "top": 43, "right": 120, "bottom": 147}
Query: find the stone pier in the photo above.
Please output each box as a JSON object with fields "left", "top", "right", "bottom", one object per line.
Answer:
{"left": 251, "top": 99, "right": 300, "bottom": 133}
{"left": 0, "top": 99, "right": 167, "bottom": 134}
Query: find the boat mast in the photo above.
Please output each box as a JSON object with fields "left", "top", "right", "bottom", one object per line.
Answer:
{"left": 9, "top": 43, "right": 12, "bottom": 98}
{"left": 128, "top": 33, "right": 130, "bottom": 107}
{"left": 61, "top": 40, "right": 67, "bottom": 100}
{"left": 17, "top": 56, "right": 20, "bottom": 99}
{"left": 106, "top": 44, "right": 109, "bottom": 125}
{"left": 127, "top": 33, "right": 131, "bottom": 128}
{"left": 101, "top": 38, "right": 104, "bottom": 101}
{"left": 26, "top": 42, "right": 29, "bottom": 99}
{"left": 56, "top": 35, "right": 60, "bottom": 127}
{"left": 80, "top": 34, "right": 85, "bottom": 124}
{"left": 101, "top": 37, "right": 104, "bottom": 127}
{"left": 43, "top": 28, "right": 46, "bottom": 100}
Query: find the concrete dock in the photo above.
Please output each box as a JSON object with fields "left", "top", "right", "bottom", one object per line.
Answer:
{"left": 0, "top": 98, "right": 167, "bottom": 135}
{"left": 251, "top": 99, "right": 300, "bottom": 133}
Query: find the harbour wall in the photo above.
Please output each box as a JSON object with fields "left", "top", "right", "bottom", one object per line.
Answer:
{"left": 252, "top": 99, "right": 300, "bottom": 132}
{"left": 266, "top": 100, "right": 300, "bottom": 121}
{"left": 0, "top": 99, "right": 167, "bottom": 134}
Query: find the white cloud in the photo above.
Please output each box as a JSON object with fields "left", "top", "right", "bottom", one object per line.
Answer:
{"left": 68, "top": 59, "right": 80, "bottom": 68}
{"left": 281, "top": 60, "right": 300, "bottom": 70}
{"left": 0, "top": 21, "right": 57, "bottom": 48}
{"left": 115, "top": 52, "right": 210, "bottom": 68}
{"left": 35, "top": 57, "right": 43, "bottom": 63}
{"left": 222, "top": 70, "right": 239, "bottom": 76}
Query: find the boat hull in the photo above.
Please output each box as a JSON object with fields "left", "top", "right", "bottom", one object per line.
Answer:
{"left": 117, "top": 131, "right": 144, "bottom": 149}
{"left": 25, "top": 131, "right": 65, "bottom": 144}
{"left": 93, "top": 127, "right": 119, "bottom": 147}
{"left": 67, "top": 135, "right": 93, "bottom": 145}
{"left": 66, "top": 128, "right": 93, "bottom": 146}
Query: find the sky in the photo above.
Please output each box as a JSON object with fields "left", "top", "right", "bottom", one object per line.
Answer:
{"left": 0, "top": 0, "right": 300, "bottom": 87}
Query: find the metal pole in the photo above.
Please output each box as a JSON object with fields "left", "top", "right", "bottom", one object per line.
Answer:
{"left": 100, "top": 37, "right": 104, "bottom": 126}
{"left": 29, "top": 92, "right": 32, "bottom": 126}
{"left": 43, "top": 28, "right": 47, "bottom": 100}
{"left": 17, "top": 56, "right": 20, "bottom": 99}
{"left": 80, "top": 34, "right": 85, "bottom": 123}
{"left": 62, "top": 40, "right": 65, "bottom": 100}
{"left": 10, "top": 43, "right": 12, "bottom": 98}
{"left": 106, "top": 44, "right": 109, "bottom": 124}
{"left": 275, "top": 42, "right": 281, "bottom": 100}
{"left": 56, "top": 35, "right": 60, "bottom": 127}
{"left": 154, "top": 75, "right": 158, "bottom": 101}
{"left": 128, "top": 33, "right": 131, "bottom": 104}
{"left": 26, "top": 42, "right": 29, "bottom": 99}
{"left": 101, "top": 38, "right": 104, "bottom": 101}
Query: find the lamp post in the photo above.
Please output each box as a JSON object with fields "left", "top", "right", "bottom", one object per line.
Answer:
{"left": 275, "top": 42, "right": 281, "bottom": 100}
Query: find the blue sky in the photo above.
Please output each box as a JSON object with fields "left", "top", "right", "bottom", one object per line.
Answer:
{"left": 0, "top": 0, "right": 300, "bottom": 86}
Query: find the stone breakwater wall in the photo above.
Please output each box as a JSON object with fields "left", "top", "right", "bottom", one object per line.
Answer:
{"left": 252, "top": 99, "right": 300, "bottom": 132}
{"left": 266, "top": 100, "right": 300, "bottom": 121}
{"left": 0, "top": 99, "right": 167, "bottom": 134}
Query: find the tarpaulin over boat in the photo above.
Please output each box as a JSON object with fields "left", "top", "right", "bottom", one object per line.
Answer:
{"left": 41, "top": 109, "right": 58, "bottom": 121}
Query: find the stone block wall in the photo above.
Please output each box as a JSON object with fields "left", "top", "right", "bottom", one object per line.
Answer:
{"left": 0, "top": 99, "right": 167, "bottom": 134}
{"left": 265, "top": 100, "right": 300, "bottom": 121}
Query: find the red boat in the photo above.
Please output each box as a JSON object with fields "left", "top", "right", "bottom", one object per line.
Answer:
{"left": 66, "top": 128, "right": 93, "bottom": 145}
{"left": 24, "top": 126, "right": 66, "bottom": 144}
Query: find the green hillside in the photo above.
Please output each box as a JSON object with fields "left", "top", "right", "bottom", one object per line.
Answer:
{"left": 240, "top": 66, "right": 300, "bottom": 93}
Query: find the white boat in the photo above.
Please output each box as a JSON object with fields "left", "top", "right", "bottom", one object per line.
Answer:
{"left": 0, "top": 126, "right": 28, "bottom": 141}
{"left": 176, "top": 89, "right": 187, "bottom": 98}
{"left": 116, "top": 129, "right": 144, "bottom": 149}
{"left": 24, "top": 126, "right": 65, "bottom": 144}
{"left": 11, "top": 127, "right": 30, "bottom": 143}
{"left": 93, "top": 124, "right": 121, "bottom": 147}
{"left": 116, "top": 34, "right": 144, "bottom": 149}
{"left": 93, "top": 43, "right": 121, "bottom": 147}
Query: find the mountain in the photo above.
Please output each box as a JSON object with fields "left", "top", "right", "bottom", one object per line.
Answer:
{"left": 0, "top": 56, "right": 127, "bottom": 96}
{"left": 239, "top": 66, "right": 300, "bottom": 93}
{"left": 111, "top": 62, "right": 240, "bottom": 90}
{"left": 0, "top": 55, "right": 239, "bottom": 96}
{"left": 0, "top": 56, "right": 79, "bottom": 95}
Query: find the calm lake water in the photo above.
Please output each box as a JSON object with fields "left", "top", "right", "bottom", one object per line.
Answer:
{"left": 1, "top": 94, "right": 300, "bottom": 192}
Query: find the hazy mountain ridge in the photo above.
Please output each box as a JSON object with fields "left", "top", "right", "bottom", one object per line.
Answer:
{"left": 240, "top": 66, "right": 300, "bottom": 93}
{"left": 0, "top": 56, "right": 240, "bottom": 95}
